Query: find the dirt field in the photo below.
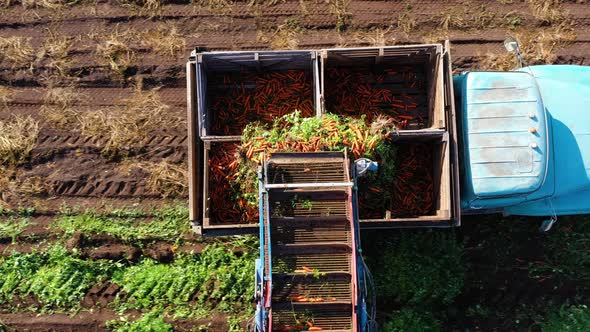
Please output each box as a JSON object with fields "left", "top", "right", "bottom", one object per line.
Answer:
{"left": 1, "top": 0, "right": 590, "bottom": 330}
{"left": 2, "top": 0, "right": 590, "bottom": 211}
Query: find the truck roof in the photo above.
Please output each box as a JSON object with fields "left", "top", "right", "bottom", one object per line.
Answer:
{"left": 461, "top": 71, "right": 549, "bottom": 201}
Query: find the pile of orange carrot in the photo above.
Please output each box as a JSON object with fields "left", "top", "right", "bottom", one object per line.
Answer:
{"left": 208, "top": 70, "right": 314, "bottom": 136}
{"left": 208, "top": 142, "right": 258, "bottom": 224}
{"left": 357, "top": 183, "right": 388, "bottom": 220}
{"left": 391, "top": 142, "right": 435, "bottom": 217}
{"left": 235, "top": 113, "right": 398, "bottom": 220}
{"left": 325, "top": 66, "right": 427, "bottom": 128}
{"left": 240, "top": 113, "right": 394, "bottom": 163}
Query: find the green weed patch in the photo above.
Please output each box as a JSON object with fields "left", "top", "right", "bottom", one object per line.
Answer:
{"left": 0, "top": 251, "right": 44, "bottom": 304}
{"left": 53, "top": 206, "right": 190, "bottom": 244}
{"left": 112, "top": 244, "right": 254, "bottom": 314}
{"left": 0, "top": 246, "right": 114, "bottom": 309}
{"left": 0, "top": 216, "right": 28, "bottom": 242}
{"left": 382, "top": 308, "right": 441, "bottom": 332}
{"left": 542, "top": 305, "right": 590, "bottom": 332}
{"left": 531, "top": 216, "right": 590, "bottom": 281}
{"left": 364, "top": 230, "right": 464, "bottom": 306}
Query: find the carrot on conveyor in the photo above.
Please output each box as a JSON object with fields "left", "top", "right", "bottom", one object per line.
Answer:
{"left": 302, "top": 266, "right": 314, "bottom": 273}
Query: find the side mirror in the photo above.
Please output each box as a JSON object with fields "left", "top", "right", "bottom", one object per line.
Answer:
{"left": 503, "top": 36, "right": 525, "bottom": 69}
{"left": 504, "top": 36, "right": 519, "bottom": 52}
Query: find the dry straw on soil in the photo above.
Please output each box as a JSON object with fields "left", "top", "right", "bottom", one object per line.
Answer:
{"left": 438, "top": 7, "right": 467, "bottom": 30}
{"left": 352, "top": 27, "right": 396, "bottom": 47}
{"left": 528, "top": 0, "right": 565, "bottom": 25}
{"left": 422, "top": 30, "right": 450, "bottom": 45}
{"left": 94, "top": 29, "right": 136, "bottom": 78}
{"left": 138, "top": 24, "right": 186, "bottom": 58}
{"left": 121, "top": 0, "right": 162, "bottom": 17}
{"left": 438, "top": 5, "right": 497, "bottom": 31}
{"left": 0, "top": 168, "right": 47, "bottom": 206}
{"left": 0, "top": 36, "right": 35, "bottom": 69}
{"left": 78, "top": 86, "right": 174, "bottom": 156}
{"left": 129, "top": 160, "right": 188, "bottom": 197}
{"left": 328, "top": 0, "right": 352, "bottom": 32}
{"left": 0, "top": 115, "right": 39, "bottom": 166}
{"left": 193, "top": 0, "right": 234, "bottom": 13}
{"left": 39, "top": 29, "right": 76, "bottom": 77}
{"left": 478, "top": 24, "right": 575, "bottom": 70}
{"left": 479, "top": 0, "right": 572, "bottom": 70}
{"left": 397, "top": 4, "right": 416, "bottom": 35}
{"left": 1, "top": 29, "right": 77, "bottom": 75}
{"left": 19, "top": 0, "right": 78, "bottom": 9}
{"left": 258, "top": 19, "right": 304, "bottom": 50}
{"left": 40, "top": 85, "right": 83, "bottom": 129}
{"left": 0, "top": 86, "right": 14, "bottom": 107}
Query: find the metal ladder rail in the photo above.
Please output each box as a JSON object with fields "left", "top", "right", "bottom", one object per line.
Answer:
{"left": 264, "top": 152, "right": 358, "bottom": 331}
{"left": 255, "top": 167, "right": 269, "bottom": 332}
{"left": 255, "top": 163, "right": 275, "bottom": 332}
{"left": 351, "top": 157, "right": 378, "bottom": 332}
{"left": 344, "top": 152, "right": 360, "bottom": 332}
{"left": 262, "top": 159, "right": 273, "bottom": 330}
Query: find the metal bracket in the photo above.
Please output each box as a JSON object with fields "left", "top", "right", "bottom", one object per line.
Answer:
{"left": 539, "top": 216, "right": 557, "bottom": 232}
{"left": 191, "top": 220, "right": 203, "bottom": 235}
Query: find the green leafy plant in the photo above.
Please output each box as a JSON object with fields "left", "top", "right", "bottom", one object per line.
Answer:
{"left": 364, "top": 230, "right": 464, "bottom": 306}
{"left": 237, "top": 112, "right": 397, "bottom": 208}
{"left": 0, "top": 217, "right": 28, "bottom": 242}
{"left": 382, "top": 308, "right": 441, "bottom": 332}
{"left": 17, "top": 207, "right": 35, "bottom": 217}
{"left": 529, "top": 216, "right": 590, "bottom": 281}
{"left": 228, "top": 315, "right": 246, "bottom": 332}
{"left": 53, "top": 205, "right": 189, "bottom": 244}
{"left": 0, "top": 246, "right": 115, "bottom": 309}
{"left": 26, "top": 246, "right": 115, "bottom": 308}
{"left": 542, "top": 305, "right": 590, "bottom": 332}
{"left": 0, "top": 251, "right": 44, "bottom": 304}
{"left": 300, "top": 199, "right": 313, "bottom": 211}
{"left": 112, "top": 244, "right": 255, "bottom": 314}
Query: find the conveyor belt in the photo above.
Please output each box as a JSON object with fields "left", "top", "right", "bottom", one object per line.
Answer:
{"left": 261, "top": 152, "right": 357, "bottom": 331}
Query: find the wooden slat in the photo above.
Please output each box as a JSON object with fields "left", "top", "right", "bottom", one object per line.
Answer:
{"left": 186, "top": 61, "right": 200, "bottom": 229}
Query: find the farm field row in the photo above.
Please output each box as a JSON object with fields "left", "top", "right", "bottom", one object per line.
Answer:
{"left": 2, "top": 0, "right": 590, "bottom": 330}
{"left": 2, "top": 205, "right": 590, "bottom": 330}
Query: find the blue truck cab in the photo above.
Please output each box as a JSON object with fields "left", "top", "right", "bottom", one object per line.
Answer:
{"left": 454, "top": 65, "right": 590, "bottom": 217}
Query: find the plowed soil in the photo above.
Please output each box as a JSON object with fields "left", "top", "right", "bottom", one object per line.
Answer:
{"left": 2, "top": 0, "right": 590, "bottom": 330}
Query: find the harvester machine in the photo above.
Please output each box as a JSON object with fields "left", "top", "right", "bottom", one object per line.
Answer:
{"left": 253, "top": 151, "right": 377, "bottom": 332}
{"left": 187, "top": 39, "right": 590, "bottom": 331}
